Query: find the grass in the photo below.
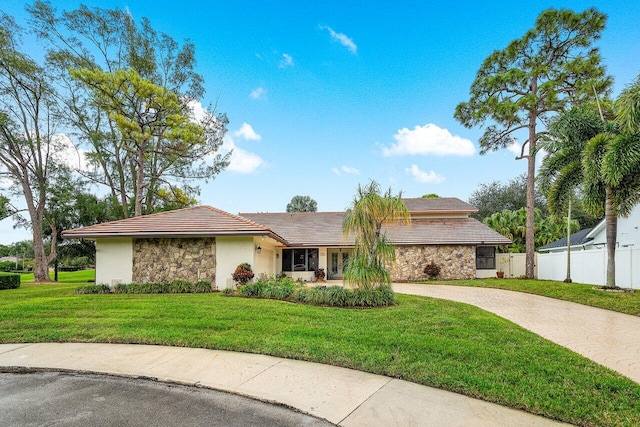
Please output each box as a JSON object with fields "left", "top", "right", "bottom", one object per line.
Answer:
{"left": 1, "top": 283, "right": 639, "bottom": 426}
{"left": 434, "top": 278, "right": 640, "bottom": 316}
{"left": 19, "top": 269, "right": 95, "bottom": 284}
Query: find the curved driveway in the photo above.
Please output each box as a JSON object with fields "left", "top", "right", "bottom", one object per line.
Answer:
{"left": 393, "top": 283, "right": 640, "bottom": 384}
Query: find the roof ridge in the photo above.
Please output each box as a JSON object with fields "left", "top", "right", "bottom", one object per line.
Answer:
{"left": 201, "top": 206, "right": 272, "bottom": 231}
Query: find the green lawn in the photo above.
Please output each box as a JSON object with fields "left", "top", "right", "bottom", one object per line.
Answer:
{"left": 435, "top": 278, "right": 640, "bottom": 316}
{"left": 1, "top": 283, "right": 639, "bottom": 426}
{"left": 19, "top": 269, "right": 95, "bottom": 284}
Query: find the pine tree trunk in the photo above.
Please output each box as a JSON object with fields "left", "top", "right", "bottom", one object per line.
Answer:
{"left": 525, "top": 101, "right": 537, "bottom": 279}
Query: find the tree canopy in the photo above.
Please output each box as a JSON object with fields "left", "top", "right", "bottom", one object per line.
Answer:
{"left": 468, "top": 174, "right": 546, "bottom": 222}
{"left": 455, "top": 8, "right": 610, "bottom": 278}
{"left": 286, "top": 195, "right": 318, "bottom": 213}
{"left": 28, "top": 2, "right": 229, "bottom": 218}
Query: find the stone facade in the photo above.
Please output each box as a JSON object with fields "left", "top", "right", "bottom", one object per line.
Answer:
{"left": 132, "top": 238, "right": 216, "bottom": 283}
{"left": 389, "top": 245, "right": 476, "bottom": 281}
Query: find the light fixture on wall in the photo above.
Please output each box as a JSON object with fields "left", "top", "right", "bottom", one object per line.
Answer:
{"left": 255, "top": 245, "right": 262, "bottom": 254}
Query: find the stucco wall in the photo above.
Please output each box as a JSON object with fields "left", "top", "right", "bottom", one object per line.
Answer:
{"left": 96, "top": 238, "right": 133, "bottom": 286}
{"left": 215, "top": 236, "right": 255, "bottom": 289}
{"left": 132, "top": 238, "right": 216, "bottom": 284}
{"left": 389, "top": 245, "right": 476, "bottom": 281}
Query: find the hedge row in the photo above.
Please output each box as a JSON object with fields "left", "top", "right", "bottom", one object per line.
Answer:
{"left": 0, "top": 273, "right": 20, "bottom": 290}
{"left": 75, "top": 280, "right": 212, "bottom": 294}
{"left": 226, "top": 276, "right": 396, "bottom": 308}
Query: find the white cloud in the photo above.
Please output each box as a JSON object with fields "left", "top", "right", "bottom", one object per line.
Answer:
{"left": 225, "top": 139, "right": 264, "bottom": 173}
{"left": 320, "top": 25, "right": 357, "bottom": 54}
{"left": 382, "top": 123, "right": 475, "bottom": 157}
{"left": 279, "top": 53, "right": 294, "bottom": 68}
{"left": 507, "top": 140, "right": 522, "bottom": 156}
{"left": 221, "top": 123, "right": 265, "bottom": 174}
{"left": 234, "top": 122, "right": 261, "bottom": 141}
{"left": 405, "top": 164, "right": 445, "bottom": 183}
{"left": 250, "top": 87, "right": 267, "bottom": 100}
{"left": 53, "top": 134, "right": 91, "bottom": 172}
{"left": 187, "top": 99, "right": 207, "bottom": 122}
{"left": 332, "top": 165, "right": 360, "bottom": 175}
{"left": 0, "top": 177, "right": 12, "bottom": 189}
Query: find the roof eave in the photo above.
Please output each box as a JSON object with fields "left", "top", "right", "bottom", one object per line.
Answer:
{"left": 62, "top": 230, "right": 289, "bottom": 245}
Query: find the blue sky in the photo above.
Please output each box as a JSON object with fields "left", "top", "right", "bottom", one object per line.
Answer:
{"left": 1, "top": 0, "right": 640, "bottom": 244}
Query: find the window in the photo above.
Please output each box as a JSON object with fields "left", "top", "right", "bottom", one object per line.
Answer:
{"left": 476, "top": 246, "right": 496, "bottom": 269}
{"left": 282, "top": 248, "right": 319, "bottom": 272}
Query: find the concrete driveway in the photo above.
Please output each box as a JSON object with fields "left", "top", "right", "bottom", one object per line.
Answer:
{"left": 393, "top": 283, "right": 640, "bottom": 384}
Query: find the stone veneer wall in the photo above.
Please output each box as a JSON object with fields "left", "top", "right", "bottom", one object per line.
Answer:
{"left": 389, "top": 245, "right": 476, "bottom": 281}
{"left": 132, "top": 238, "right": 216, "bottom": 283}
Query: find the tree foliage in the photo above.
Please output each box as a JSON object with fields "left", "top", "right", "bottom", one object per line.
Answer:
{"left": 539, "top": 76, "right": 640, "bottom": 287}
{"left": 581, "top": 91, "right": 640, "bottom": 288}
{"left": 342, "top": 181, "right": 410, "bottom": 290}
{"left": 286, "top": 195, "right": 318, "bottom": 212}
{"left": 468, "top": 174, "right": 546, "bottom": 222}
{"left": 0, "top": 12, "right": 67, "bottom": 281}
{"left": 28, "top": 2, "right": 229, "bottom": 218}
{"left": 484, "top": 208, "right": 579, "bottom": 253}
{"left": 455, "top": 8, "right": 610, "bottom": 278}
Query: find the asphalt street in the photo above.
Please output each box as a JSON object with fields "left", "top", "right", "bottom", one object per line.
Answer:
{"left": 0, "top": 371, "right": 334, "bottom": 426}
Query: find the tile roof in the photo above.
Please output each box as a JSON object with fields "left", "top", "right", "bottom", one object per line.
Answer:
{"left": 241, "top": 212, "right": 511, "bottom": 246}
{"left": 401, "top": 197, "right": 478, "bottom": 213}
{"left": 62, "top": 206, "right": 287, "bottom": 243}
{"left": 62, "top": 197, "right": 509, "bottom": 247}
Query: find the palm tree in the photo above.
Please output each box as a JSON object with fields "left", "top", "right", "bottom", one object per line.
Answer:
{"left": 342, "top": 181, "right": 410, "bottom": 290}
{"left": 580, "top": 77, "right": 640, "bottom": 288}
{"left": 538, "top": 106, "right": 605, "bottom": 282}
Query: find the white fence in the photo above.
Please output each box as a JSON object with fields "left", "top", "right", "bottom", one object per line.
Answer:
{"left": 495, "top": 253, "right": 530, "bottom": 278}
{"left": 537, "top": 247, "right": 640, "bottom": 289}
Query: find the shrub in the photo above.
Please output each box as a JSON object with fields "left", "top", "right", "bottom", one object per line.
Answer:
{"left": 423, "top": 261, "right": 441, "bottom": 279}
{"left": 224, "top": 274, "right": 395, "bottom": 308}
{"left": 238, "top": 280, "right": 268, "bottom": 298}
{"left": 0, "top": 261, "right": 15, "bottom": 272}
{"left": 314, "top": 268, "right": 326, "bottom": 281}
{"left": 79, "top": 280, "right": 213, "bottom": 294}
{"left": 0, "top": 273, "right": 20, "bottom": 290}
{"left": 75, "top": 284, "right": 111, "bottom": 294}
{"left": 232, "top": 263, "right": 254, "bottom": 285}
{"left": 222, "top": 287, "right": 235, "bottom": 296}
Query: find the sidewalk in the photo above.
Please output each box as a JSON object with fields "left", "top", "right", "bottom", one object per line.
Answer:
{"left": 393, "top": 283, "right": 640, "bottom": 384}
{"left": 0, "top": 342, "right": 563, "bottom": 426}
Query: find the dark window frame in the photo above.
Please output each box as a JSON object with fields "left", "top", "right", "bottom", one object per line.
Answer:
{"left": 282, "top": 248, "right": 319, "bottom": 272}
{"left": 476, "top": 246, "right": 496, "bottom": 270}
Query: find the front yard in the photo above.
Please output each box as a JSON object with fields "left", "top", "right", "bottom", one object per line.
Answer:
{"left": 1, "top": 282, "right": 639, "bottom": 426}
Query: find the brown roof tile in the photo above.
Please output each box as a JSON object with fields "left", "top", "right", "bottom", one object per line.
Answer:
{"left": 241, "top": 212, "right": 510, "bottom": 246}
{"left": 62, "top": 206, "right": 287, "bottom": 243}
{"left": 402, "top": 197, "right": 478, "bottom": 213}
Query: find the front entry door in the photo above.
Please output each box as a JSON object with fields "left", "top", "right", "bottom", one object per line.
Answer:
{"left": 328, "top": 249, "right": 351, "bottom": 279}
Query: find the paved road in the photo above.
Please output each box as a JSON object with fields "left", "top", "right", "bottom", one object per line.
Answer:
{"left": 0, "top": 371, "right": 332, "bottom": 427}
{"left": 393, "top": 283, "right": 640, "bottom": 384}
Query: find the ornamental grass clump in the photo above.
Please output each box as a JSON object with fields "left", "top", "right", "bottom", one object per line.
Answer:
{"left": 75, "top": 280, "right": 212, "bottom": 294}
{"left": 229, "top": 275, "right": 395, "bottom": 307}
